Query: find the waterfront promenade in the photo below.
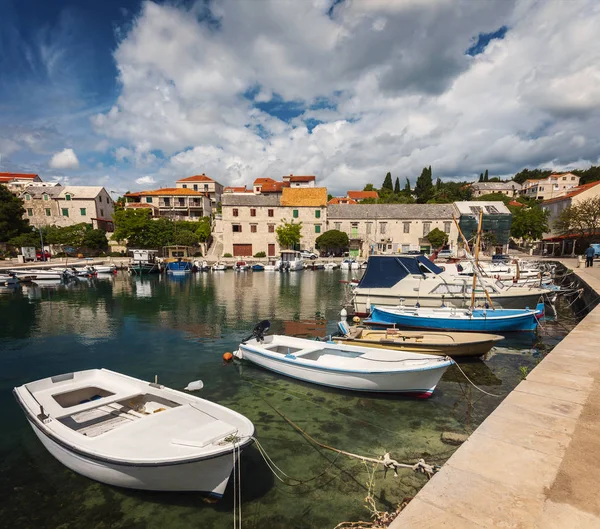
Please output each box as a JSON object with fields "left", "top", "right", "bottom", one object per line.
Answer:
{"left": 392, "top": 261, "right": 600, "bottom": 529}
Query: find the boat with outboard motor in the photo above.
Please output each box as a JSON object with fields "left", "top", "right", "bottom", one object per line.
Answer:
{"left": 235, "top": 321, "right": 453, "bottom": 396}
{"left": 13, "top": 369, "right": 255, "bottom": 496}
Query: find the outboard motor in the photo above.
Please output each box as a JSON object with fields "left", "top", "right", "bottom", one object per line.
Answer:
{"left": 242, "top": 320, "right": 271, "bottom": 343}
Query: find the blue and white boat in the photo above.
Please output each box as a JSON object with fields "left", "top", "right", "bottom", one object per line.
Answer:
{"left": 166, "top": 259, "right": 192, "bottom": 274}
{"left": 251, "top": 264, "right": 265, "bottom": 271}
{"left": 235, "top": 322, "right": 453, "bottom": 397}
{"left": 365, "top": 303, "right": 544, "bottom": 333}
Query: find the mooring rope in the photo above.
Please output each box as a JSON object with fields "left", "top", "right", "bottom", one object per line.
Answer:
{"left": 451, "top": 361, "right": 503, "bottom": 398}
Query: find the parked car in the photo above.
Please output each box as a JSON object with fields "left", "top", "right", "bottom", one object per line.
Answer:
{"left": 437, "top": 249, "right": 454, "bottom": 259}
{"left": 36, "top": 250, "right": 51, "bottom": 261}
{"left": 300, "top": 250, "right": 318, "bottom": 260}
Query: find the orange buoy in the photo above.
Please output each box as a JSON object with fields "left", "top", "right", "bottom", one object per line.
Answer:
{"left": 223, "top": 352, "right": 233, "bottom": 362}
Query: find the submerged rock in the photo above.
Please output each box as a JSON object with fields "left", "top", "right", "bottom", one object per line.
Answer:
{"left": 441, "top": 432, "right": 469, "bottom": 445}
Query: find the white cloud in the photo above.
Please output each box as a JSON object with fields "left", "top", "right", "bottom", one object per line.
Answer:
{"left": 135, "top": 175, "right": 156, "bottom": 185}
{"left": 91, "top": 0, "right": 600, "bottom": 194}
{"left": 49, "top": 148, "right": 80, "bottom": 169}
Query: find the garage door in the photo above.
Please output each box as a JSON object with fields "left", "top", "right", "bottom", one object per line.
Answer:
{"left": 233, "top": 244, "right": 252, "bottom": 256}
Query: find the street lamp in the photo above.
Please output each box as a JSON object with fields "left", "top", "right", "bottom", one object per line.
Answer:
{"left": 32, "top": 226, "right": 45, "bottom": 261}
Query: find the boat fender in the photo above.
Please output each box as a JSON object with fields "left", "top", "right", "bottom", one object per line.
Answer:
{"left": 223, "top": 352, "right": 233, "bottom": 362}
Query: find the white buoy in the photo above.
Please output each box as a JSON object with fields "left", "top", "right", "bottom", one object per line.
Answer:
{"left": 184, "top": 380, "right": 204, "bottom": 392}
{"left": 340, "top": 307, "right": 347, "bottom": 319}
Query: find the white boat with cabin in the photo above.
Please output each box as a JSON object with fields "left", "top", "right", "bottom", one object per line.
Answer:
{"left": 277, "top": 250, "right": 304, "bottom": 271}
{"left": 13, "top": 369, "right": 255, "bottom": 496}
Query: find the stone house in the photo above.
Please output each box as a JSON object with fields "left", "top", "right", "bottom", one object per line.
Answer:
{"left": 21, "top": 186, "right": 115, "bottom": 231}
{"left": 542, "top": 181, "right": 600, "bottom": 238}
{"left": 326, "top": 203, "right": 458, "bottom": 257}
{"left": 520, "top": 173, "right": 580, "bottom": 200}
{"left": 124, "top": 188, "right": 212, "bottom": 221}
{"left": 470, "top": 181, "right": 521, "bottom": 197}
{"left": 175, "top": 174, "right": 224, "bottom": 207}
{"left": 0, "top": 172, "right": 42, "bottom": 192}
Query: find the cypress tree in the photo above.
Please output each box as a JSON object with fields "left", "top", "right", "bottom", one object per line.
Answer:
{"left": 479, "top": 173, "right": 483, "bottom": 182}
{"left": 394, "top": 177, "right": 401, "bottom": 194}
{"left": 436, "top": 177, "right": 442, "bottom": 190}
{"left": 404, "top": 178, "right": 411, "bottom": 193}
{"left": 484, "top": 169, "right": 489, "bottom": 182}
{"left": 414, "top": 166, "right": 434, "bottom": 203}
{"left": 382, "top": 172, "right": 393, "bottom": 192}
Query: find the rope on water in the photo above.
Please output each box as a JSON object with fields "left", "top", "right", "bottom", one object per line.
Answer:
{"left": 265, "top": 401, "right": 439, "bottom": 479}
{"left": 452, "top": 361, "right": 504, "bottom": 398}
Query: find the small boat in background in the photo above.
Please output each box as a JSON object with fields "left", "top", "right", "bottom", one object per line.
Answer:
{"left": 235, "top": 261, "right": 249, "bottom": 271}
{"left": 194, "top": 260, "right": 211, "bottom": 272}
{"left": 323, "top": 261, "right": 338, "bottom": 270}
{"left": 340, "top": 258, "right": 359, "bottom": 270}
{"left": 13, "top": 369, "right": 255, "bottom": 495}
{"left": 129, "top": 249, "right": 160, "bottom": 275}
{"left": 235, "top": 321, "right": 453, "bottom": 396}
{"left": 365, "top": 303, "right": 544, "bottom": 333}
{"left": 212, "top": 262, "right": 227, "bottom": 271}
{"left": 0, "top": 273, "right": 19, "bottom": 286}
{"left": 335, "top": 321, "right": 503, "bottom": 357}
{"left": 252, "top": 263, "right": 265, "bottom": 271}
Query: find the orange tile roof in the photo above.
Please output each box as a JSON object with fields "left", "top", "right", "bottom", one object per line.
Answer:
{"left": 125, "top": 188, "right": 209, "bottom": 197}
{"left": 328, "top": 197, "right": 358, "bottom": 205}
{"left": 261, "top": 181, "right": 289, "bottom": 193}
{"left": 224, "top": 186, "right": 248, "bottom": 193}
{"left": 286, "top": 175, "right": 315, "bottom": 182}
{"left": 281, "top": 187, "right": 328, "bottom": 207}
{"left": 176, "top": 174, "right": 213, "bottom": 183}
{"left": 508, "top": 200, "right": 524, "bottom": 207}
{"left": 0, "top": 172, "right": 39, "bottom": 179}
{"left": 347, "top": 190, "right": 379, "bottom": 200}
{"left": 253, "top": 177, "right": 277, "bottom": 186}
{"left": 542, "top": 181, "right": 600, "bottom": 205}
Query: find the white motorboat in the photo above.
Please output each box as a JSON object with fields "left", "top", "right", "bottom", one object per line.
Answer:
{"left": 212, "top": 262, "right": 227, "bottom": 271}
{"left": 13, "top": 369, "right": 255, "bottom": 496}
{"left": 277, "top": 250, "right": 304, "bottom": 271}
{"left": 92, "top": 265, "right": 117, "bottom": 274}
{"left": 352, "top": 255, "right": 550, "bottom": 316}
{"left": 235, "top": 322, "right": 453, "bottom": 396}
{"left": 340, "top": 258, "right": 359, "bottom": 270}
{"left": 13, "top": 269, "right": 65, "bottom": 281}
{"left": 323, "top": 262, "right": 338, "bottom": 270}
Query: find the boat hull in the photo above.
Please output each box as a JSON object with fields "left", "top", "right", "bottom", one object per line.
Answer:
{"left": 28, "top": 419, "right": 241, "bottom": 495}
{"left": 129, "top": 263, "right": 159, "bottom": 275}
{"left": 237, "top": 344, "right": 451, "bottom": 396}
{"left": 367, "top": 307, "right": 540, "bottom": 332}
{"left": 333, "top": 335, "right": 502, "bottom": 358}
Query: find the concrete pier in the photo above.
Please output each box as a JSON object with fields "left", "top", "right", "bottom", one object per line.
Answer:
{"left": 391, "top": 262, "right": 600, "bottom": 529}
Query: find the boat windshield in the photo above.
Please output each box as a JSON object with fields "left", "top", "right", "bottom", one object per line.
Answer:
{"left": 358, "top": 256, "right": 444, "bottom": 289}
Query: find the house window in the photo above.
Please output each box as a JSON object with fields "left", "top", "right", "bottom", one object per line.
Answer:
{"left": 146, "top": 197, "right": 153, "bottom": 203}
{"left": 233, "top": 224, "right": 242, "bottom": 232}
{"left": 562, "top": 177, "right": 566, "bottom": 181}
{"left": 25, "top": 194, "right": 31, "bottom": 201}
{"left": 178, "top": 198, "right": 185, "bottom": 206}
{"left": 315, "top": 225, "right": 321, "bottom": 234}
{"left": 45, "top": 208, "right": 51, "bottom": 216}
{"left": 98, "top": 196, "right": 102, "bottom": 202}
{"left": 251, "top": 224, "right": 257, "bottom": 233}
{"left": 62, "top": 208, "right": 69, "bottom": 217}
{"left": 315, "top": 210, "right": 321, "bottom": 218}
{"left": 366, "top": 222, "right": 372, "bottom": 234}
{"left": 268, "top": 209, "right": 274, "bottom": 217}
{"left": 164, "top": 197, "right": 170, "bottom": 206}
{"left": 100, "top": 209, "right": 104, "bottom": 217}
{"left": 250, "top": 209, "right": 256, "bottom": 217}
{"left": 380, "top": 222, "right": 387, "bottom": 234}
{"left": 423, "top": 222, "right": 431, "bottom": 236}
{"left": 351, "top": 222, "right": 358, "bottom": 237}
{"left": 268, "top": 224, "right": 275, "bottom": 233}
{"left": 403, "top": 222, "right": 410, "bottom": 234}
{"left": 293, "top": 209, "right": 299, "bottom": 218}
{"left": 444, "top": 221, "right": 451, "bottom": 234}
{"left": 334, "top": 222, "right": 341, "bottom": 231}
{"left": 27, "top": 208, "right": 33, "bottom": 216}
{"left": 65, "top": 194, "right": 71, "bottom": 201}
{"left": 193, "top": 184, "right": 198, "bottom": 191}
{"left": 80, "top": 208, "right": 87, "bottom": 216}
{"left": 182, "top": 184, "right": 187, "bottom": 188}
{"left": 571, "top": 177, "right": 576, "bottom": 181}
{"left": 233, "top": 208, "right": 239, "bottom": 217}
{"left": 43, "top": 194, "right": 49, "bottom": 201}
{"left": 204, "top": 184, "right": 209, "bottom": 191}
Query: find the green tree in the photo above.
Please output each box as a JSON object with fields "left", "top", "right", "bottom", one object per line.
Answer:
{"left": 475, "top": 192, "right": 512, "bottom": 205}
{"left": 8, "top": 232, "right": 39, "bottom": 248}
{"left": 194, "top": 217, "right": 211, "bottom": 242}
{"left": 0, "top": 186, "right": 30, "bottom": 242}
{"left": 381, "top": 172, "right": 393, "bottom": 193}
{"left": 425, "top": 228, "right": 448, "bottom": 249}
{"left": 276, "top": 220, "right": 303, "bottom": 249}
{"left": 315, "top": 229, "right": 349, "bottom": 252}
{"left": 513, "top": 168, "right": 552, "bottom": 185}
{"left": 510, "top": 206, "right": 549, "bottom": 242}
{"left": 404, "top": 178, "right": 411, "bottom": 193}
{"left": 327, "top": 194, "right": 333, "bottom": 202}
{"left": 393, "top": 177, "right": 401, "bottom": 194}
{"left": 414, "top": 166, "right": 434, "bottom": 203}
{"left": 81, "top": 228, "right": 109, "bottom": 252}
{"left": 174, "top": 229, "right": 199, "bottom": 247}
{"left": 479, "top": 173, "right": 483, "bottom": 182}
{"left": 363, "top": 183, "right": 375, "bottom": 191}
{"left": 483, "top": 169, "right": 489, "bottom": 182}
{"left": 554, "top": 196, "right": 600, "bottom": 239}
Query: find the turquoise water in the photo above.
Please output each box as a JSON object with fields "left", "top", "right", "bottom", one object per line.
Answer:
{"left": 0, "top": 271, "right": 573, "bottom": 528}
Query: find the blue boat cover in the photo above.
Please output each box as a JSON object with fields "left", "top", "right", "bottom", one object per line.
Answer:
{"left": 358, "top": 256, "right": 443, "bottom": 289}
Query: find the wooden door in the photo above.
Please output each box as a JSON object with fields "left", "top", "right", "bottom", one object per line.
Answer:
{"left": 233, "top": 244, "right": 252, "bottom": 256}
{"left": 268, "top": 244, "right": 275, "bottom": 256}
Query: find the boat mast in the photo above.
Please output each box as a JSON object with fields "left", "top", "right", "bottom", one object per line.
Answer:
{"left": 470, "top": 209, "right": 483, "bottom": 309}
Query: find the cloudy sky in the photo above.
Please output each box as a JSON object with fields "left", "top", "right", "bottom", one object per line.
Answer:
{"left": 1, "top": 0, "right": 599, "bottom": 196}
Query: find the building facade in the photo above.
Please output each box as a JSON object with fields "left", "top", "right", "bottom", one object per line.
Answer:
{"left": 327, "top": 204, "right": 458, "bottom": 257}
{"left": 0, "top": 172, "right": 42, "bottom": 192}
{"left": 470, "top": 181, "right": 521, "bottom": 197}
{"left": 21, "top": 186, "right": 115, "bottom": 231}
{"left": 520, "top": 173, "right": 580, "bottom": 200}
{"left": 175, "top": 174, "right": 224, "bottom": 207}
{"left": 125, "top": 188, "right": 212, "bottom": 221}
{"left": 220, "top": 188, "right": 327, "bottom": 257}
{"left": 542, "top": 181, "right": 600, "bottom": 238}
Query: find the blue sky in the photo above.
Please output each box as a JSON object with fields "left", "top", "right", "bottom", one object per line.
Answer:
{"left": 1, "top": 0, "right": 599, "bottom": 196}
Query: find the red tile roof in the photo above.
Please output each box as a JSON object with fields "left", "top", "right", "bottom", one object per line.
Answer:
{"left": 328, "top": 197, "right": 358, "bottom": 205}
{"left": 0, "top": 172, "right": 39, "bottom": 182}
{"left": 125, "top": 188, "right": 209, "bottom": 197}
{"left": 176, "top": 174, "right": 213, "bottom": 183}
{"left": 508, "top": 200, "right": 525, "bottom": 207}
{"left": 347, "top": 190, "right": 379, "bottom": 200}
{"left": 253, "top": 177, "right": 277, "bottom": 186}
{"left": 261, "top": 181, "right": 289, "bottom": 193}
{"left": 285, "top": 175, "right": 315, "bottom": 182}
{"left": 542, "top": 181, "right": 600, "bottom": 205}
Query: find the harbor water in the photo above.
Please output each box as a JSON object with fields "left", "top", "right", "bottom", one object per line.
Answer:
{"left": 0, "top": 270, "right": 576, "bottom": 528}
